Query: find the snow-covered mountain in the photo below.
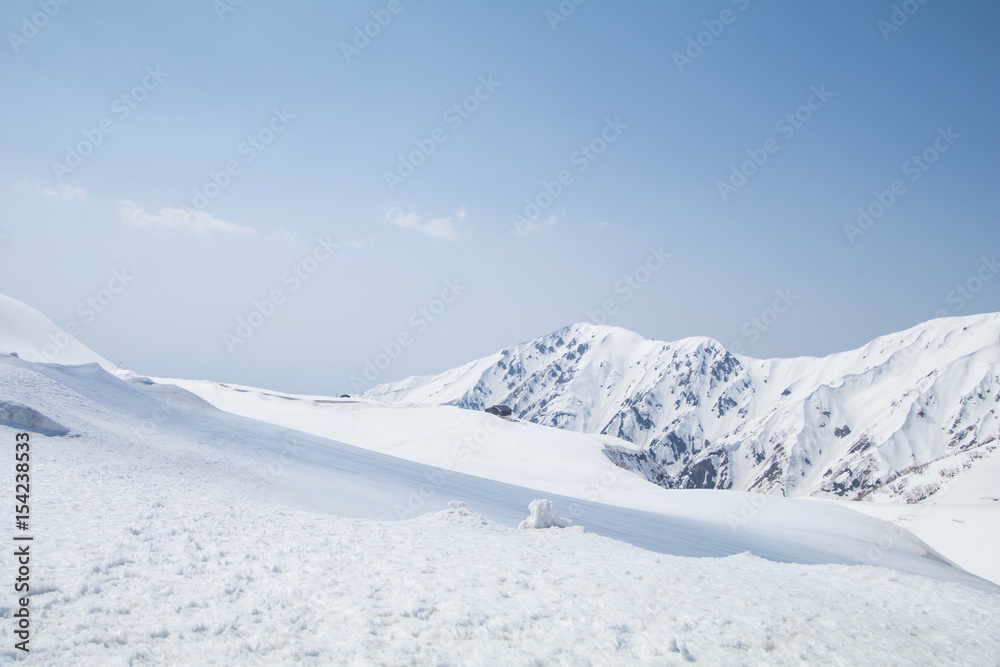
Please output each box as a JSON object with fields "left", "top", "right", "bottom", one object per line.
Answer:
{"left": 364, "top": 315, "right": 1000, "bottom": 502}
{"left": 3, "top": 290, "right": 1000, "bottom": 662}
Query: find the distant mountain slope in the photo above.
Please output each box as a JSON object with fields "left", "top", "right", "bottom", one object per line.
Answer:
{"left": 2, "top": 318, "right": 981, "bottom": 588}
{"left": 365, "top": 314, "right": 1000, "bottom": 501}
{"left": 0, "top": 292, "right": 111, "bottom": 368}
{"left": 1, "top": 288, "right": 996, "bottom": 589}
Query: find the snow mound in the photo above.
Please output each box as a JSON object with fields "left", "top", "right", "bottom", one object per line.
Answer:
{"left": 518, "top": 499, "right": 573, "bottom": 529}
{"left": 0, "top": 400, "right": 69, "bottom": 436}
{"left": 0, "top": 292, "right": 111, "bottom": 368}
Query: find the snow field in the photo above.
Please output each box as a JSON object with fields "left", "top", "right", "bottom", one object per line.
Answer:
{"left": 0, "top": 290, "right": 998, "bottom": 664}
{"left": 151, "top": 376, "right": 994, "bottom": 588}
{"left": 6, "top": 425, "right": 1000, "bottom": 666}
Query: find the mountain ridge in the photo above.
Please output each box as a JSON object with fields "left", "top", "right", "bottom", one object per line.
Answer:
{"left": 365, "top": 313, "right": 1000, "bottom": 501}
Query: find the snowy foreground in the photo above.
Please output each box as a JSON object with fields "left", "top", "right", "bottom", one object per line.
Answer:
{"left": 15, "top": 474, "right": 1000, "bottom": 665}
{"left": 2, "top": 292, "right": 1000, "bottom": 664}
{"left": 0, "top": 357, "right": 996, "bottom": 664}
{"left": 159, "top": 376, "right": 1000, "bottom": 586}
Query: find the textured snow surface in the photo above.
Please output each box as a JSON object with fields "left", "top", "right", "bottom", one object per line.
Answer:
{"left": 2, "top": 354, "right": 998, "bottom": 664}
{"left": 161, "top": 376, "right": 999, "bottom": 586}
{"left": 10, "top": 357, "right": 983, "bottom": 586}
{"left": 1, "top": 292, "right": 999, "bottom": 663}
{"left": 7, "top": 428, "right": 1000, "bottom": 666}
{"left": 0, "top": 400, "right": 69, "bottom": 436}
{"left": 518, "top": 499, "right": 573, "bottom": 529}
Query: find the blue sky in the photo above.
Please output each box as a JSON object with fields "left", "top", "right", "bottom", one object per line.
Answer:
{"left": 1, "top": 0, "right": 997, "bottom": 394}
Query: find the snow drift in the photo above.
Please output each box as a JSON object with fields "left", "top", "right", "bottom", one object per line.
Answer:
{"left": 0, "top": 293, "right": 111, "bottom": 368}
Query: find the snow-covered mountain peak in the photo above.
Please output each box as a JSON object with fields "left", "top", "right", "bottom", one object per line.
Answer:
{"left": 366, "top": 313, "right": 1000, "bottom": 502}
{"left": 557, "top": 321, "right": 728, "bottom": 355}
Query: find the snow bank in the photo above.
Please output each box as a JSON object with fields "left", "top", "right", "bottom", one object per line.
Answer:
{"left": 12, "top": 453, "right": 1000, "bottom": 665}
{"left": 1, "top": 352, "right": 999, "bottom": 663}
{"left": 157, "top": 375, "right": 992, "bottom": 589}
{"left": 0, "top": 400, "right": 69, "bottom": 436}
{"left": 0, "top": 293, "right": 111, "bottom": 368}
{"left": 518, "top": 499, "right": 573, "bottom": 529}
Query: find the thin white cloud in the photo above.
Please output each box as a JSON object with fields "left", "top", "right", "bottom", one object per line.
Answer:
{"left": 118, "top": 200, "right": 255, "bottom": 236}
{"left": 269, "top": 229, "right": 373, "bottom": 249}
{"left": 513, "top": 209, "right": 564, "bottom": 236}
{"left": 545, "top": 210, "right": 565, "bottom": 228}
{"left": 384, "top": 205, "right": 465, "bottom": 241}
{"left": 16, "top": 181, "right": 86, "bottom": 201}
{"left": 593, "top": 221, "right": 612, "bottom": 229}
{"left": 270, "top": 226, "right": 298, "bottom": 244}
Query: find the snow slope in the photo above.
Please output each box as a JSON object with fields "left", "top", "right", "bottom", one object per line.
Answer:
{"left": 4, "top": 354, "right": 1000, "bottom": 664}
{"left": 0, "top": 293, "right": 111, "bottom": 369}
{"left": 364, "top": 315, "right": 1000, "bottom": 504}
{"left": 835, "top": 442, "right": 1000, "bottom": 585}
{"left": 156, "top": 376, "right": 1000, "bottom": 587}
{"left": 2, "top": 291, "right": 999, "bottom": 662}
